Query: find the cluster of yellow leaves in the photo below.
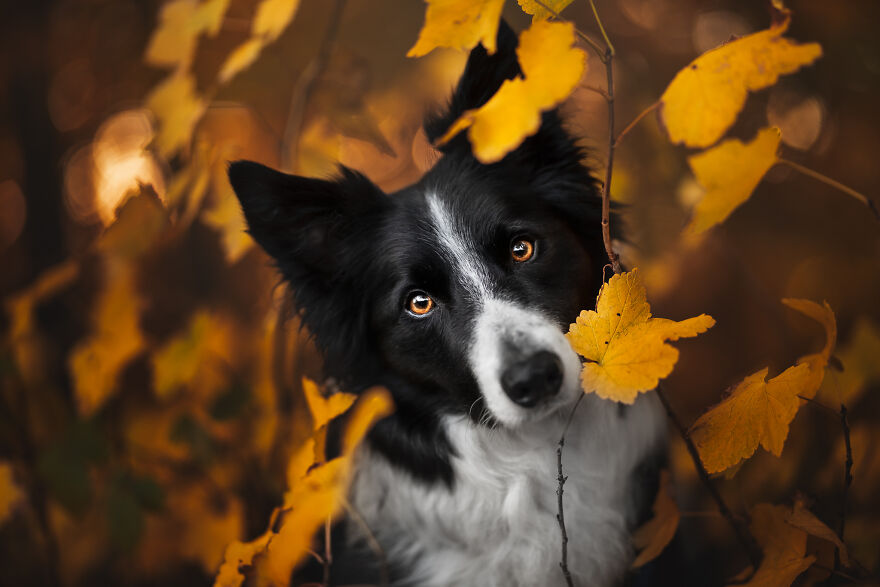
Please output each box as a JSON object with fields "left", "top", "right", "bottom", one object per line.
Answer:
{"left": 567, "top": 268, "right": 714, "bottom": 403}
{"left": 215, "top": 381, "right": 393, "bottom": 587}
{"left": 630, "top": 471, "right": 680, "bottom": 568}
{"left": 690, "top": 299, "right": 836, "bottom": 474}
{"left": 144, "top": 0, "right": 302, "bottom": 157}
{"left": 409, "top": 2, "right": 586, "bottom": 163}
{"left": 656, "top": 12, "right": 822, "bottom": 235}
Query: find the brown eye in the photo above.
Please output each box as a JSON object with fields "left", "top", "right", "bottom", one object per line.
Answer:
{"left": 511, "top": 238, "right": 535, "bottom": 263}
{"left": 407, "top": 292, "right": 435, "bottom": 316}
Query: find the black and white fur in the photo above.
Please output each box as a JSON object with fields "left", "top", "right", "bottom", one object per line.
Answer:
{"left": 229, "top": 21, "right": 666, "bottom": 587}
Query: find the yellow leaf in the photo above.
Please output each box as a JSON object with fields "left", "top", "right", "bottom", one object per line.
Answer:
{"left": 408, "top": 0, "right": 505, "bottom": 57}
{"left": 437, "top": 20, "right": 586, "bottom": 163}
{"left": 738, "top": 504, "right": 816, "bottom": 587}
{"left": 252, "top": 0, "right": 301, "bottom": 41}
{"left": 146, "top": 72, "right": 207, "bottom": 158}
{"left": 217, "top": 38, "right": 265, "bottom": 85}
{"left": 785, "top": 498, "right": 848, "bottom": 566}
{"left": 151, "top": 311, "right": 235, "bottom": 401}
{"left": 684, "top": 127, "right": 781, "bottom": 236}
{"left": 631, "top": 471, "right": 680, "bottom": 568}
{"left": 303, "top": 377, "right": 357, "bottom": 432}
{"left": 690, "top": 299, "right": 836, "bottom": 473}
{"left": 0, "top": 462, "right": 25, "bottom": 526}
{"left": 567, "top": 268, "right": 715, "bottom": 404}
{"left": 660, "top": 14, "right": 822, "bottom": 148}
{"left": 214, "top": 530, "right": 272, "bottom": 587}
{"left": 517, "top": 0, "right": 573, "bottom": 21}
{"left": 819, "top": 318, "right": 880, "bottom": 405}
{"left": 341, "top": 387, "right": 394, "bottom": 454}
{"left": 201, "top": 165, "right": 255, "bottom": 263}
{"left": 69, "top": 263, "right": 145, "bottom": 416}
{"left": 144, "top": 0, "right": 231, "bottom": 68}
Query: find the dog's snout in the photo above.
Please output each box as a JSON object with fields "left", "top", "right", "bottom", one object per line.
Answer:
{"left": 500, "top": 351, "right": 563, "bottom": 408}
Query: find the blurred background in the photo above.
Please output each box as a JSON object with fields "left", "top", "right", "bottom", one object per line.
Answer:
{"left": 1, "top": 0, "right": 878, "bottom": 585}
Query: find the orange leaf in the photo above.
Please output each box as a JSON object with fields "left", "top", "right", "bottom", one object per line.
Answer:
{"left": 302, "top": 377, "right": 357, "bottom": 432}
{"left": 737, "top": 504, "right": 816, "bottom": 587}
{"left": 785, "top": 498, "right": 848, "bottom": 566}
{"left": 408, "top": 0, "right": 505, "bottom": 57}
{"left": 567, "top": 268, "right": 714, "bottom": 403}
{"left": 660, "top": 14, "right": 822, "bottom": 148}
{"left": 516, "top": 0, "right": 573, "bottom": 21}
{"left": 631, "top": 471, "right": 680, "bottom": 568}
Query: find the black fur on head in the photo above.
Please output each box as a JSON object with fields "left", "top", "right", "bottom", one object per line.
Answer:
{"left": 228, "top": 20, "right": 607, "bottom": 484}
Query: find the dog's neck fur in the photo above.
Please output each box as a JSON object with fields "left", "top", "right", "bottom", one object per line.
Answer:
{"left": 350, "top": 391, "right": 666, "bottom": 587}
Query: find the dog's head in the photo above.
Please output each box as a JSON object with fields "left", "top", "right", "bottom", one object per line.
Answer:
{"left": 229, "top": 22, "right": 607, "bottom": 429}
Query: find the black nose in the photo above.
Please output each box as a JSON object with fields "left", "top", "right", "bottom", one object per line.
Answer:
{"left": 500, "top": 351, "right": 564, "bottom": 408}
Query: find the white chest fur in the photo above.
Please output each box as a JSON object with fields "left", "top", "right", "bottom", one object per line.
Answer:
{"left": 349, "top": 392, "right": 666, "bottom": 587}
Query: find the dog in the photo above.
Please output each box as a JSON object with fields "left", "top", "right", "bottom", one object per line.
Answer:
{"left": 228, "top": 21, "right": 666, "bottom": 587}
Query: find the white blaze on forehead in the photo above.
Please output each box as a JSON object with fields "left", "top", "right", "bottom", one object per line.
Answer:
{"left": 426, "top": 192, "right": 491, "bottom": 301}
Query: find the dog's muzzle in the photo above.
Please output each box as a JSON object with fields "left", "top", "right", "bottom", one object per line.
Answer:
{"left": 500, "top": 351, "right": 563, "bottom": 407}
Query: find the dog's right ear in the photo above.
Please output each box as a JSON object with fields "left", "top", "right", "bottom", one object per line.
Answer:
{"left": 227, "top": 160, "right": 385, "bottom": 282}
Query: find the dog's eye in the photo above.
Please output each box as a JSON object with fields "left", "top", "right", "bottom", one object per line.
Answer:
{"left": 511, "top": 238, "right": 535, "bottom": 263}
{"left": 406, "top": 292, "right": 435, "bottom": 316}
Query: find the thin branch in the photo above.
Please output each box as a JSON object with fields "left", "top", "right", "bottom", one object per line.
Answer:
{"left": 655, "top": 385, "right": 762, "bottom": 569}
{"left": 280, "top": 0, "right": 348, "bottom": 171}
{"left": 344, "top": 501, "right": 391, "bottom": 587}
{"left": 614, "top": 101, "right": 659, "bottom": 148}
{"left": 582, "top": 84, "right": 611, "bottom": 101}
{"left": 797, "top": 394, "right": 839, "bottom": 417}
{"left": 776, "top": 158, "right": 879, "bottom": 222}
{"left": 838, "top": 404, "right": 853, "bottom": 547}
{"left": 556, "top": 394, "right": 585, "bottom": 587}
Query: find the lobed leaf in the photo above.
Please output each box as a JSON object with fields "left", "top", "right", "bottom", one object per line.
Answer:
{"left": 516, "top": 0, "right": 573, "bottom": 21}
{"left": 567, "top": 268, "right": 714, "bottom": 404}
{"left": 738, "top": 503, "right": 816, "bottom": 587}
{"left": 408, "top": 0, "right": 506, "bottom": 57}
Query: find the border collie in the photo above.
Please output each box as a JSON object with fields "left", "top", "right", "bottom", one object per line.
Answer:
{"left": 229, "top": 21, "right": 666, "bottom": 587}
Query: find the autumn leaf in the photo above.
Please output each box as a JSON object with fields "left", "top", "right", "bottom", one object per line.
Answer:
{"left": 151, "top": 311, "right": 235, "bottom": 401}
{"left": 214, "top": 529, "right": 272, "bottom": 587}
{"left": 567, "top": 268, "right": 715, "bottom": 404}
{"left": 252, "top": 0, "right": 301, "bottom": 42}
{"left": 144, "top": 0, "right": 231, "bottom": 68}
{"left": 217, "top": 39, "right": 264, "bottom": 85}
{"left": 684, "top": 127, "right": 781, "bottom": 235}
{"left": 69, "top": 264, "right": 145, "bottom": 416}
{"left": 517, "top": 0, "right": 573, "bottom": 21}
{"left": 690, "top": 299, "right": 836, "bottom": 474}
{"left": 201, "top": 165, "right": 255, "bottom": 263}
{"left": 738, "top": 503, "right": 816, "bottom": 587}
{"left": 408, "top": 0, "right": 505, "bottom": 57}
{"left": 660, "top": 14, "right": 822, "bottom": 148}
{"left": 437, "top": 20, "right": 586, "bottom": 163}
{"left": 631, "top": 471, "right": 680, "bottom": 568}
{"left": 145, "top": 72, "right": 206, "bottom": 158}
{"left": 302, "top": 377, "right": 356, "bottom": 432}
{"left": 0, "top": 462, "right": 25, "bottom": 526}
{"left": 819, "top": 318, "right": 880, "bottom": 405}
{"left": 785, "top": 497, "right": 848, "bottom": 566}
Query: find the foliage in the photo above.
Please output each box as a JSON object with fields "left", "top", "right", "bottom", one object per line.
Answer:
{"left": 1, "top": 0, "right": 879, "bottom": 586}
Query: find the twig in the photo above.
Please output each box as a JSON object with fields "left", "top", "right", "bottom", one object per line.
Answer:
{"left": 556, "top": 394, "right": 585, "bottom": 587}
{"left": 583, "top": 84, "right": 611, "bottom": 101}
{"left": 838, "top": 404, "right": 853, "bottom": 547}
{"left": 614, "top": 101, "right": 659, "bottom": 148}
{"left": 797, "top": 394, "right": 839, "bottom": 417}
{"left": 344, "top": 501, "right": 391, "bottom": 587}
{"left": 587, "top": 0, "right": 615, "bottom": 56}
{"left": 279, "top": 0, "right": 348, "bottom": 171}
{"left": 655, "top": 385, "right": 762, "bottom": 569}
{"left": 776, "top": 158, "right": 879, "bottom": 222}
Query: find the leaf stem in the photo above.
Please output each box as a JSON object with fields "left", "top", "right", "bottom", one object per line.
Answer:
{"left": 838, "top": 404, "right": 853, "bottom": 552}
{"left": 655, "top": 385, "right": 762, "bottom": 569}
{"left": 587, "top": 0, "right": 615, "bottom": 56}
{"left": 614, "top": 101, "right": 659, "bottom": 148}
{"left": 776, "top": 158, "right": 879, "bottom": 222}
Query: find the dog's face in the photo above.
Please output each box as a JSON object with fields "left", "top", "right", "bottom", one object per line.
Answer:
{"left": 229, "top": 23, "right": 607, "bottom": 431}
